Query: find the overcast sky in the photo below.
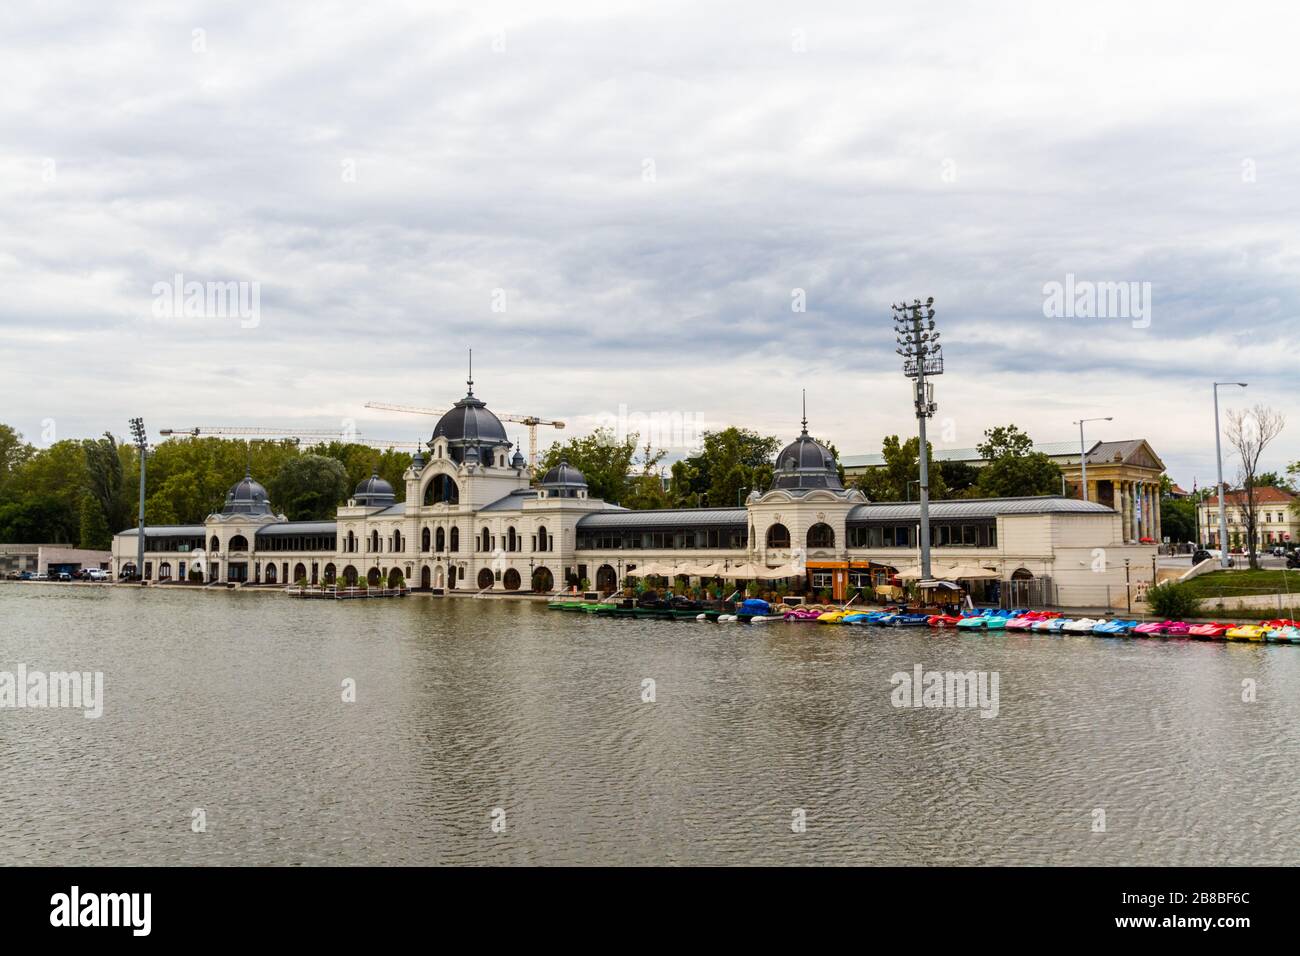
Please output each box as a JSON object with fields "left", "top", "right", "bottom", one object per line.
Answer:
{"left": 2, "top": 0, "right": 1297, "bottom": 487}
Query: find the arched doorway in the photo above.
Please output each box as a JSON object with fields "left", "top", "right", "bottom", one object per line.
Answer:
{"left": 503, "top": 568, "right": 521, "bottom": 590}
{"left": 324, "top": 563, "right": 337, "bottom": 584}
{"left": 806, "top": 523, "right": 835, "bottom": 548}
{"left": 265, "top": 564, "right": 277, "bottom": 584}
{"left": 342, "top": 565, "right": 357, "bottom": 585}
{"left": 595, "top": 564, "right": 618, "bottom": 593}
{"left": 1007, "top": 567, "right": 1033, "bottom": 608}
{"left": 532, "top": 567, "right": 554, "bottom": 592}
{"left": 367, "top": 567, "right": 381, "bottom": 586}
{"left": 766, "top": 524, "right": 791, "bottom": 548}
{"left": 388, "top": 567, "right": 404, "bottom": 589}
{"left": 477, "top": 568, "right": 494, "bottom": 590}
{"left": 420, "top": 566, "right": 431, "bottom": 589}
{"left": 293, "top": 562, "right": 307, "bottom": 584}
{"left": 435, "top": 566, "right": 445, "bottom": 589}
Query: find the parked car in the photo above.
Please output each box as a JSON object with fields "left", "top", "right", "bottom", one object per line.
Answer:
{"left": 1193, "top": 548, "right": 1234, "bottom": 568}
{"left": 85, "top": 568, "right": 109, "bottom": 581}
{"left": 1289, "top": 552, "right": 1300, "bottom": 570}
{"left": 18, "top": 571, "right": 34, "bottom": 580}
{"left": 32, "top": 572, "right": 49, "bottom": 581}
{"left": 57, "top": 571, "right": 73, "bottom": 581}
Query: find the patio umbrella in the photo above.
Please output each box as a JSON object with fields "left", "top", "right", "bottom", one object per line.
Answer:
{"left": 941, "top": 564, "right": 1000, "bottom": 580}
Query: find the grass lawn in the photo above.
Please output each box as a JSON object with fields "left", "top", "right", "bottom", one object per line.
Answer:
{"left": 1181, "top": 568, "right": 1300, "bottom": 598}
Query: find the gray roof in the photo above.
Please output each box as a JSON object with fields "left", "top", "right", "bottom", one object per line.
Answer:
{"left": 481, "top": 489, "right": 538, "bottom": 511}
{"left": 368, "top": 503, "right": 407, "bottom": 517}
{"left": 117, "top": 525, "right": 206, "bottom": 537}
{"left": 847, "top": 496, "right": 1114, "bottom": 522}
{"left": 578, "top": 508, "right": 748, "bottom": 530}
{"left": 256, "top": 521, "right": 338, "bottom": 536}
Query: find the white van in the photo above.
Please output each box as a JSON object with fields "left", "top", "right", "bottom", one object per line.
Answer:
{"left": 84, "top": 568, "right": 109, "bottom": 581}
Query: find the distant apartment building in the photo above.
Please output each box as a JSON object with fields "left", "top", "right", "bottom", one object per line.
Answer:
{"left": 1198, "top": 487, "right": 1298, "bottom": 549}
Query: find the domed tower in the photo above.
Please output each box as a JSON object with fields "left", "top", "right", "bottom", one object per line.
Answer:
{"left": 221, "top": 470, "right": 275, "bottom": 516}
{"left": 770, "top": 407, "right": 843, "bottom": 492}
{"left": 538, "top": 458, "right": 588, "bottom": 499}
{"left": 353, "top": 469, "right": 396, "bottom": 509}
{"left": 430, "top": 371, "right": 512, "bottom": 469}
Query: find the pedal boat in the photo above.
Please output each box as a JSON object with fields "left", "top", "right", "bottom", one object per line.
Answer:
{"left": 1187, "top": 622, "right": 1233, "bottom": 639}
{"left": 1092, "top": 619, "right": 1136, "bottom": 636}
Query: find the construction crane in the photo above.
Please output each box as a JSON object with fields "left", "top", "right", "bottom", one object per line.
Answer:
{"left": 158, "top": 426, "right": 423, "bottom": 450}
{"left": 364, "top": 401, "right": 564, "bottom": 468}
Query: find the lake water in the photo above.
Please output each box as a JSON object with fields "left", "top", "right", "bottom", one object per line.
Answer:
{"left": 1, "top": 584, "right": 1297, "bottom": 865}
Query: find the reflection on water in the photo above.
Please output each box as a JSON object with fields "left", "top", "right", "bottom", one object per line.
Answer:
{"left": 0, "top": 585, "right": 1297, "bottom": 865}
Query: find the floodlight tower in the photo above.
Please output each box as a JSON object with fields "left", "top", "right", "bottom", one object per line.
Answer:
{"left": 893, "top": 298, "right": 943, "bottom": 580}
{"left": 129, "top": 418, "right": 147, "bottom": 583}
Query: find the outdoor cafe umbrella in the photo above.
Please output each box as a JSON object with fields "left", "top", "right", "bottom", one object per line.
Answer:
{"left": 940, "top": 564, "right": 1000, "bottom": 580}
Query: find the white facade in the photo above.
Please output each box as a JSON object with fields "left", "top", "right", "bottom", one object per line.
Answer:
{"left": 112, "top": 388, "right": 1154, "bottom": 607}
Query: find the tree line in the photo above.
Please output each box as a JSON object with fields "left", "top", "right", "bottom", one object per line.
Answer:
{"left": 0, "top": 423, "right": 411, "bottom": 549}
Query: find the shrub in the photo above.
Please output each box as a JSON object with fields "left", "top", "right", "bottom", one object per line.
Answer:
{"left": 1146, "top": 581, "right": 1201, "bottom": 619}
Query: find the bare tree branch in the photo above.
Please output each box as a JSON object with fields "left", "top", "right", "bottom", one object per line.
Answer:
{"left": 1224, "top": 404, "right": 1287, "bottom": 569}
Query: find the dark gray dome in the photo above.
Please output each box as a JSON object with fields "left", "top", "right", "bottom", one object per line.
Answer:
{"left": 771, "top": 425, "right": 843, "bottom": 492}
{"left": 433, "top": 394, "right": 508, "bottom": 446}
{"left": 542, "top": 458, "right": 586, "bottom": 488}
{"left": 510, "top": 442, "right": 526, "bottom": 469}
{"left": 354, "top": 470, "right": 395, "bottom": 507}
{"left": 431, "top": 382, "right": 511, "bottom": 466}
{"left": 222, "top": 472, "right": 273, "bottom": 516}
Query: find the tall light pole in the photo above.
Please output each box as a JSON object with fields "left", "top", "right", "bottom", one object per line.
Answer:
{"left": 129, "top": 418, "right": 147, "bottom": 583}
{"left": 894, "top": 298, "right": 942, "bottom": 580}
{"left": 1213, "top": 382, "right": 1247, "bottom": 569}
{"left": 1072, "top": 416, "right": 1112, "bottom": 501}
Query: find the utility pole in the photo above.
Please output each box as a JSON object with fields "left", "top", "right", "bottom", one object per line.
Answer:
{"left": 894, "top": 298, "right": 942, "bottom": 580}
{"left": 1073, "top": 416, "right": 1112, "bottom": 500}
{"left": 130, "top": 418, "right": 147, "bottom": 583}
{"left": 1213, "top": 382, "right": 1247, "bottom": 569}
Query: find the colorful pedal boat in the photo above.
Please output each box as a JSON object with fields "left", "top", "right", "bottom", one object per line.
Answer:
{"left": 1061, "top": 618, "right": 1103, "bottom": 634}
{"left": 1265, "top": 624, "right": 1300, "bottom": 643}
{"left": 1133, "top": 621, "right": 1171, "bottom": 635}
{"left": 1187, "top": 622, "right": 1234, "bottom": 638}
{"left": 927, "top": 614, "right": 963, "bottom": 627}
{"left": 1092, "top": 619, "right": 1137, "bottom": 636}
{"left": 1225, "top": 624, "right": 1268, "bottom": 641}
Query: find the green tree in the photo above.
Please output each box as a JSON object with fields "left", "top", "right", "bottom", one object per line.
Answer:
{"left": 78, "top": 491, "right": 111, "bottom": 549}
{"left": 682, "top": 427, "right": 780, "bottom": 507}
{"left": 937, "top": 459, "right": 980, "bottom": 498}
{"left": 668, "top": 460, "right": 701, "bottom": 508}
{"left": 974, "top": 425, "right": 1062, "bottom": 498}
{"left": 269, "top": 454, "right": 351, "bottom": 520}
{"left": 539, "top": 427, "right": 639, "bottom": 505}
{"left": 850, "top": 435, "right": 948, "bottom": 501}
{"left": 0, "top": 424, "right": 33, "bottom": 494}
{"left": 622, "top": 442, "right": 671, "bottom": 510}
{"left": 1160, "top": 496, "right": 1197, "bottom": 544}
{"left": 83, "top": 433, "right": 131, "bottom": 538}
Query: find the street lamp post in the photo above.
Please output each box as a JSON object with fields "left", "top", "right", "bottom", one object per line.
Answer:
{"left": 1213, "top": 382, "right": 1248, "bottom": 569}
{"left": 129, "top": 418, "right": 147, "bottom": 583}
{"left": 1072, "top": 416, "right": 1113, "bottom": 501}
{"left": 894, "top": 298, "right": 942, "bottom": 581}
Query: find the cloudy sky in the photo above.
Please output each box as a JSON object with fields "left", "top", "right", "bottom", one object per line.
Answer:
{"left": 2, "top": 0, "right": 1297, "bottom": 486}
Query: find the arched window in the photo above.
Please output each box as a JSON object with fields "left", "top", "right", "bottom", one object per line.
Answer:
{"left": 480, "top": 527, "right": 491, "bottom": 552}
{"left": 346, "top": 530, "right": 356, "bottom": 553}
{"left": 450, "top": 527, "right": 459, "bottom": 552}
{"left": 370, "top": 530, "right": 380, "bottom": 553}
{"left": 228, "top": 534, "right": 248, "bottom": 552}
{"left": 503, "top": 568, "right": 521, "bottom": 590}
{"left": 807, "top": 523, "right": 835, "bottom": 548}
{"left": 393, "top": 530, "right": 403, "bottom": 552}
{"left": 766, "top": 524, "right": 790, "bottom": 549}
{"left": 424, "top": 474, "right": 460, "bottom": 505}
{"left": 477, "top": 568, "right": 495, "bottom": 589}
{"left": 507, "top": 527, "right": 518, "bottom": 552}
{"left": 537, "top": 525, "right": 549, "bottom": 552}
{"left": 421, "top": 527, "right": 430, "bottom": 552}
{"left": 436, "top": 527, "right": 446, "bottom": 552}
{"left": 209, "top": 535, "right": 219, "bottom": 551}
